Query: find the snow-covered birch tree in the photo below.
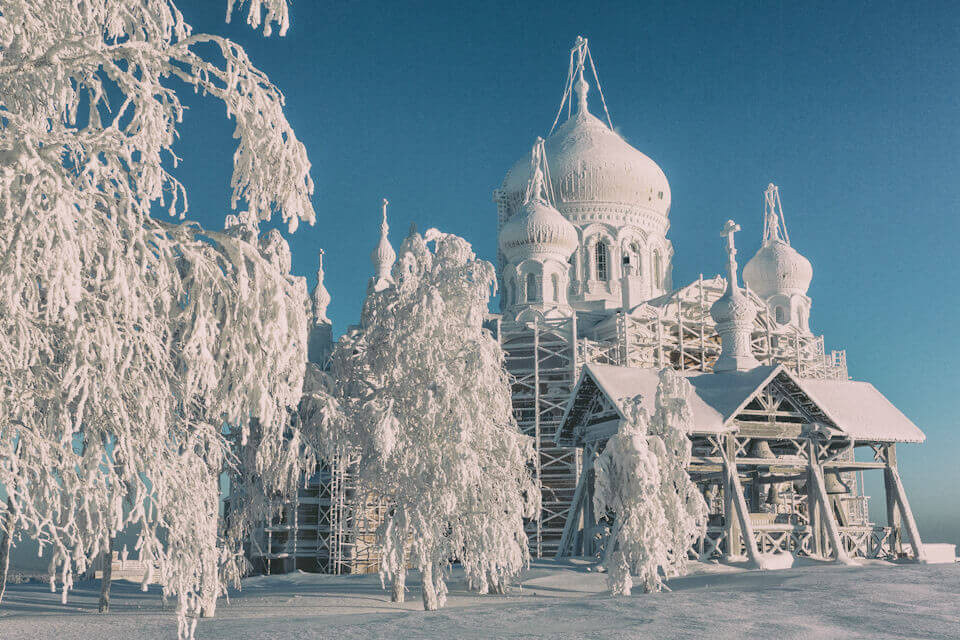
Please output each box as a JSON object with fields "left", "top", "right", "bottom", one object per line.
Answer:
{"left": 593, "top": 367, "right": 708, "bottom": 595}
{"left": 302, "top": 228, "right": 538, "bottom": 610}
{"left": 0, "top": 1, "right": 315, "bottom": 635}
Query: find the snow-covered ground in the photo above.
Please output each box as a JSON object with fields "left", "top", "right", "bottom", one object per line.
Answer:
{"left": 0, "top": 558, "right": 957, "bottom": 639}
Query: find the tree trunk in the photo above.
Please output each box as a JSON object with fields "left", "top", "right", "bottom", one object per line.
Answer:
{"left": 421, "top": 563, "right": 439, "bottom": 611}
{"left": 488, "top": 573, "right": 505, "bottom": 595}
{"left": 199, "top": 546, "right": 218, "bottom": 618}
{"left": 0, "top": 497, "right": 15, "bottom": 605}
{"left": 390, "top": 565, "right": 406, "bottom": 603}
{"left": 98, "top": 536, "right": 113, "bottom": 613}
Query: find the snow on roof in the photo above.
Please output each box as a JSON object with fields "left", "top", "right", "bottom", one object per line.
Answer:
{"left": 557, "top": 364, "right": 926, "bottom": 446}
{"left": 557, "top": 364, "right": 781, "bottom": 444}
{"left": 795, "top": 378, "right": 925, "bottom": 444}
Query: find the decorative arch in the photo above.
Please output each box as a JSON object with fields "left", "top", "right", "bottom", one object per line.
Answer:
{"left": 526, "top": 272, "right": 540, "bottom": 303}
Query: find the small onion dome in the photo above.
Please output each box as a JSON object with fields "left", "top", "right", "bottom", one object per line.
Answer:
{"left": 499, "top": 196, "right": 578, "bottom": 264}
{"left": 743, "top": 240, "right": 813, "bottom": 299}
{"left": 370, "top": 198, "right": 395, "bottom": 284}
{"left": 709, "top": 281, "right": 757, "bottom": 327}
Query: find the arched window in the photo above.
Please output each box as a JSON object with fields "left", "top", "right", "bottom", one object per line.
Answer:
{"left": 653, "top": 250, "right": 662, "bottom": 289}
{"left": 624, "top": 242, "right": 642, "bottom": 276}
{"left": 595, "top": 241, "right": 609, "bottom": 281}
{"left": 775, "top": 305, "right": 787, "bottom": 324}
{"left": 511, "top": 276, "right": 520, "bottom": 305}
{"left": 526, "top": 272, "right": 539, "bottom": 303}
{"left": 551, "top": 273, "right": 561, "bottom": 303}
{"left": 504, "top": 280, "right": 514, "bottom": 308}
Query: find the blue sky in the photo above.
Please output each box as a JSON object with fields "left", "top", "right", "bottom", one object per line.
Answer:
{"left": 173, "top": 1, "right": 960, "bottom": 545}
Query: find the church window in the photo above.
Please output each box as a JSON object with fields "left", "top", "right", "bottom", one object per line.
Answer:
{"left": 505, "top": 280, "right": 514, "bottom": 307}
{"left": 526, "top": 272, "right": 539, "bottom": 302}
{"left": 775, "top": 305, "right": 787, "bottom": 324}
{"left": 551, "top": 273, "right": 561, "bottom": 302}
{"left": 653, "top": 250, "right": 662, "bottom": 288}
{"left": 511, "top": 276, "right": 520, "bottom": 305}
{"left": 595, "top": 241, "right": 609, "bottom": 281}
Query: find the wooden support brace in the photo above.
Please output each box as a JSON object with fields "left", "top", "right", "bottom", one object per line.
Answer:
{"left": 720, "top": 438, "right": 762, "bottom": 566}
{"left": 556, "top": 452, "right": 594, "bottom": 559}
{"left": 806, "top": 440, "right": 853, "bottom": 565}
{"left": 884, "top": 462, "right": 927, "bottom": 563}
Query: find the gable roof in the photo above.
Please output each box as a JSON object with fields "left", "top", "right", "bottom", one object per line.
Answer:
{"left": 555, "top": 364, "right": 925, "bottom": 446}
{"left": 555, "top": 364, "right": 782, "bottom": 446}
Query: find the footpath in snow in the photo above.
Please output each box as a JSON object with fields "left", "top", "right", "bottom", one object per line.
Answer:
{"left": 0, "top": 558, "right": 957, "bottom": 639}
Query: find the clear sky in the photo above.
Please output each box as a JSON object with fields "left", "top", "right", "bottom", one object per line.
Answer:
{"left": 173, "top": 1, "right": 960, "bottom": 545}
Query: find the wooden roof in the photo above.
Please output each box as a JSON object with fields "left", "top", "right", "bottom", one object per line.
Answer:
{"left": 555, "top": 364, "right": 925, "bottom": 446}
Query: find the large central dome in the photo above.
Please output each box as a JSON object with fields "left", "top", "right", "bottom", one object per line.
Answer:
{"left": 497, "top": 76, "right": 671, "bottom": 231}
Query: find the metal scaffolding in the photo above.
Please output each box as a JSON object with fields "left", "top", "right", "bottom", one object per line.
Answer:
{"left": 251, "top": 273, "right": 848, "bottom": 571}
{"left": 494, "top": 274, "right": 847, "bottom": 559}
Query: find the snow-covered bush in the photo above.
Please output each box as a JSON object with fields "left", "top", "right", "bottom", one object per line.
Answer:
{"left": 303, "top": 228, "right": 538, "bottom": 610}
{"left": 593, "top": 367, "right": 708, "bottom": 595}
{"left": 0, "top": 1, "right": 314, "bottom": 635}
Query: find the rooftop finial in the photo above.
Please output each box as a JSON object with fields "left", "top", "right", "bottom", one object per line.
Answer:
{"left": 524, "top": 137, "right": 552, "bottom": 205}
{"left": 312, "top": 249, "right": 331, "bottom": 325}
{"left": 370, "top": 198, "right": 396, "bottom": 291}
{"left": 762, "top": 183, "right": 790, "bottom": 246}
{"left": 721, "top": 219, "right": 741, "bottom": 289}
{"left": 549, "top": 35, "right": 613, "bottom": 134}
{"left": 573, "top": 37, "right": 589, "bottom": 114}
{"left": 711, "top": 219, "right": 759, "bottom": 372}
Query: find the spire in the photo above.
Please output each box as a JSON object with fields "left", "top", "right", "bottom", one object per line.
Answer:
{"left": 573, "top": 40, "right": 589, "bottom": 115}
{"left": 370, "top": 198, "right": 396, "bottom": 292}
{"left": 523, "top": 137, "right": 553, "bottom": 206}
{"left": 549, "top": 35, "right": 614, "bottom": 134}
{"left": 312, "top": 249, "right": 331, "bottom": 325}
{"left": 762, "top": 183, "right": 790, "bottom": 246}
{"left": 710, "top": 219, "right": 759, "bottom": 372}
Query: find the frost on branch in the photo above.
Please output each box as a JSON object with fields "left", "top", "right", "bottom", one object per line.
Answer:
{"left": 0, "top": 1, "right": 313, "bottom": 634}
{"left": 302, "top": 229, "right": 538, "bottom": 610}
{"left": 227, "top": 0, "right": 291, "bottom": 37}
{"left": 593, "top": 368, "right": 708, "bottom": 596}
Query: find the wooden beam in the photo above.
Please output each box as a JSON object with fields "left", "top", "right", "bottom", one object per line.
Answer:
{"left": 806, "top": 440, "right": 853, "bottom": 564}
{"left": 822, "top": 461, "right": 887, "bottom": 470}
{"left": 883, "top": 443, "right": 902, "bottom": 555}
{"left": 884, "top": 454, "right": 927, "bottom": 563}
{"left": 721, "top": 436, "right": 763, "bottom": 564}
{"left": 555, "top": 452, "right": 594, "bottom": 559}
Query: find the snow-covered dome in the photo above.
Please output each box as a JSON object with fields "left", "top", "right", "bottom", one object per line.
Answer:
{"left": 743, "top": 188, "right": 812, "bottom": 299}
{"left": 743, "top": 240, "right": 813, "bottom": 298}
{"left": 499, "top": 195, "right": 578, "bottom": 263}
{"left": 499, "top": 75, "right": 671, "bottom": 222}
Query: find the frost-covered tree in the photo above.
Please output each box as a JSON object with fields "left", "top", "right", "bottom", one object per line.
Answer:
{"left": 0, "top": 1, "right": 315, "bottom": 634}
{"left": 303, "top": 228, "right": 538, "bottom": 610}
{"left": 593, "top": 368, "right": 708, "bottom": 595}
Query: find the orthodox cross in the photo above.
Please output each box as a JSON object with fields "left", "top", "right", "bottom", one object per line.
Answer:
{"left": 721, "top": 219, "right": 741, "bottom": 289}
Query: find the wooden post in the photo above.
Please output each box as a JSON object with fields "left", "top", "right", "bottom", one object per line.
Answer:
{"left": 721, "top": 436, "right": 762, "bottom": 565}
{"left": 882, "top": 444, "right": 902, "bottom": 555}
{"left": 722, "top": 436, "right": 742, "bottom": 558}
{"left": 882, "top": 445, "right": 927, "bottom": 563}
{"left": 556, "top": 451, "right": 594, "bottom": 559}
{"left": 806, "top": 440, "right": 852, "bottom": 564}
